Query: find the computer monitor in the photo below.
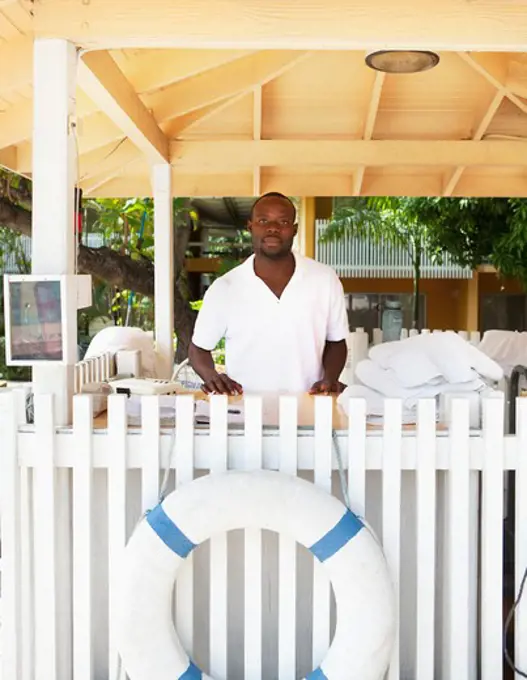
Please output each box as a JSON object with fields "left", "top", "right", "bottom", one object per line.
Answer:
{"left": 3, "top": 275, "right": 68, "bottom": 365}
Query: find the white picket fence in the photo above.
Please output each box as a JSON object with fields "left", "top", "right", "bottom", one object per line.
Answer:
{"left": 0, "top": 391, "right": 526, "bottom": 680}
{"left": 74, "top": 351, "right": 115, "bottom": 393}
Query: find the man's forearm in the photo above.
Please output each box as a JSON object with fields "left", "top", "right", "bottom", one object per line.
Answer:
{"left": 188, "top": 342, "right": 217, "bottom": 381}
{"left": 322, "top": 340, "right": 347, "bottom": 382}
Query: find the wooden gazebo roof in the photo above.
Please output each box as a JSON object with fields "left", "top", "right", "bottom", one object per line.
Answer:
{"left": 1, "top": 1, "right": 527, "bottom": 197}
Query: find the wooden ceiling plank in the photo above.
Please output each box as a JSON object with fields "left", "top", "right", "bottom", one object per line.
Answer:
{"left": 144, "top": 51, "right": 310, "bottom": 123}
{"left": 355, "top": 70, "right": 385, "bottom": 195}
{"left": 163, "top": 96, "right": 245, "bottom": 139}
{"left": 459, "top": 51, "right": 527, "bottom": 116}
{"left": 443, "top": 89, "right": 505, "bottom": 195}
{"left": 253, "top": 85, "right": 262, "bottom": 196}
{"left": 0, "top": 35, "right": 32, "bottom": 96}
{"left": 33, "top": 0, "right": 527, "bottom": 52}
{"left": 170, "top": 139, "right": 527, "bottom": 169}
{"left": 0, "top": 98, "right": 32, "bottom": 148}
{"left": 0, "top": 144, "right": 17, "bottom": 170}
{"left": 78, "top": 138, "right": 138, "bottom": 182}
{"left": 78, "top": 50, "right": 169, "bottom": 163}
{"left": 123, "top": 49, "right": 253, "bottom": 94}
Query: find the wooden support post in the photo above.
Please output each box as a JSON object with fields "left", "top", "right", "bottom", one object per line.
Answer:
{"left": 152, "top": 164, "right": 174, "bottom": 377}
{"left": 31, "top": 39, "right": 78, "bottom": 425}
{"left": 465, "top": 271, "right": 480, "bottom": 333}
{"left": 298, "top": 197, "right": 316, "bottom": 259}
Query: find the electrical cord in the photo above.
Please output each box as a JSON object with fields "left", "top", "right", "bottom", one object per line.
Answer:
{"left": 504, "top": 564, "right": 527, "bottom": 677}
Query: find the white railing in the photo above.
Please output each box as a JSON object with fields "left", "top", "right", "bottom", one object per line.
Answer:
{"left": 316, "top": 220, "right": 473, "bottom": 279}
{"left": 73, "top": 351, "right": 115, "bottom": 393}
{"left": 0, "top": 391, "right": 526, "bottom": 680}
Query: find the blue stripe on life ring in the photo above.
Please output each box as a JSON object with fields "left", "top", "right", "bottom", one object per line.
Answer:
{"left": 146, "top": 504, "right": 196, "bottom": 558}
{"left": 306, "top": 667, "right": 328, "bottom": 680}
{"left": 309, "top": 509, "right": 363, "bottom": 562}
{"left": 179, "top": 661, "right": 202, "bottom": 680}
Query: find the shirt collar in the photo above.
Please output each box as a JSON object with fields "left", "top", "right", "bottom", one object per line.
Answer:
{"left": 244, "top": 251, "right": 305, "bottom": 281}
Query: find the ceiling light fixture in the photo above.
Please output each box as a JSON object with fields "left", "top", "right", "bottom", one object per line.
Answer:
{"left": 365, "top": 50, "right": 440, "bottom": 74}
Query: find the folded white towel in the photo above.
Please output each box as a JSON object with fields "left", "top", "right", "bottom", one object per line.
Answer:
{"left": 369, "top": 331, "right": 503, "bottom": 385}
{"left": 355, "top": 358, "right": 485, "bottom": 408}
{"left": 337, "top": 384, "right": 422, "bottom": 423}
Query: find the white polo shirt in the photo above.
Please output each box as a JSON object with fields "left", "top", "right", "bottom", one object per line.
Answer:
{"left": 191, "top": 253, "right": 349, "bottom": 393}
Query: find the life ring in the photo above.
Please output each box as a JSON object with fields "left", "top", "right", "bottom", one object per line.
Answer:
{"left": 116, "top": 470, "right": 395, "bottom": 680}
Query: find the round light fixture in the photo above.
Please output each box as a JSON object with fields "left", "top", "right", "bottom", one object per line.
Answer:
{"left": 365, "top": 50, "right": 440, "bottom": 74}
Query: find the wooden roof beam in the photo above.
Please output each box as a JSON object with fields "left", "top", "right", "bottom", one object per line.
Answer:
{"left": 170, "top": 139, "right": 527, "bottom": 169}
{"left": 144, "top": 51, "right": 310, "bottom": 123}
{"left": 458, "top": 52, "right": 527, "bottom": 116}
{"left": 443, "top": 90, "right": 505, "bottom": 196}
{"left": 354, "top": 70, "right": 385, "bottom": 196}
{"left": 33, "top": 0, "right": 527, "bottom": 51}
{"left": 78, "top": 50, "right": 169, "bottom": 163}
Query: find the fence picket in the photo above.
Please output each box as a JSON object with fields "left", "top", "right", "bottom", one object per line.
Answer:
{"left": 382, "top": 399, "right": 402, "bottom": 680}
{"left": 0, "top": 392, "right": 22, "bottom": 680}
{"left": 447, "top": 398, "right": 471, "bottom": 679}
{"left": 312, "top": 396, "right": 333, "bottom": 669}
{"left": 107, "top": 395, "right": 128, "bottom": 680}
{"left": 209, "top": 395, "right": 229, "bottom": 680}
{"left": 416, "top": 399, "right": 436, "bottom": 680}
{"left": 244, "top": 396, "right": 264, "bottom": 680}
{"left": 141, "top": 396, "right": 161, "bottom": 513}
{"left": 481, "top": 395, "right": 504, "bottom": 680}
{"left": 278, "top": 396, "right": 298, "bottom": 680}
{"left": 33, "top": 394, "right": 57, "bottom": 680}
{"left": 515, "top": 398, "right": 527, "bottom": 672}
{"left": 175, "top": 395, "right": 196, "bottom": 658}
{"left": 347, "top": 398, "right": 366, "bottom": 517}
{"left": 72, "top": 395, "right": 94, "bottom": 680}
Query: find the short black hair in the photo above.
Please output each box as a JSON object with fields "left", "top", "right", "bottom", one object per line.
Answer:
{"left": 250, "top": 192, "right": 297, "bottom": 221}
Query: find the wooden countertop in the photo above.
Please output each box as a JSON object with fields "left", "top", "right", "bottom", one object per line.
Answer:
{"left": 92, "top": 391, "right": 443, "bottom": 431}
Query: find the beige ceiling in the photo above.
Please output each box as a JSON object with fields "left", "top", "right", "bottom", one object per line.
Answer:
{"left": 1, "top": 0, "right": 527, "bottom": 197}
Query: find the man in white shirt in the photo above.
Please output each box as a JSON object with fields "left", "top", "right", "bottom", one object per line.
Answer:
{"left": 188, "top": 192, "right": 349, "bottom": 395}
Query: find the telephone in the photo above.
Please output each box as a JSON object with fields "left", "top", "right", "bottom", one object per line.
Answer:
{"left": 108, "top": 377, "right": 181, "bottom": 396}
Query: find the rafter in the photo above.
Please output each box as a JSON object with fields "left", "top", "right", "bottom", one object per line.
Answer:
{"left": 443, "top": 90, "right": 505, "bottom": 196}
{"left": 118, "top": 48, "right": 253, "bottom": 94}
{"left": 170, "top": 139, "right": 527, "bottom": 169}
{"left": 162, "top": 97, "right": 242, "bottom": 139}
{"left": 458, "top": 52, "right": 527, "bottom": 116}
{"left": 354, "top": 70, "right": 385, "bottom": 196}
{"left": 144, "top": 51, "right": 309, "bottom": 123}
{"left": 78, "top": 50, "right": 169, "bottom": 163}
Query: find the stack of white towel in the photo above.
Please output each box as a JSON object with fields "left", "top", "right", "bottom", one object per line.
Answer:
{"left": 338, "top": 331, "right": 503, "bottom": 423}
{"left": 478, "top": 330, "right": 527, "bottom": 377}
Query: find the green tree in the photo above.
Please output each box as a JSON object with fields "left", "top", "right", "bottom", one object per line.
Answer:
{"left": 0, "top": 169, "right": 198, "bottom": 362}
{"left": 324, "top": 197, "right": 527, "bottom": 330}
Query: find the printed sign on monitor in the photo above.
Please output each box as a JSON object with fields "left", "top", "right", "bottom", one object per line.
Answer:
{"left": 7, "top": 279, "right": 64, "bottom": 362}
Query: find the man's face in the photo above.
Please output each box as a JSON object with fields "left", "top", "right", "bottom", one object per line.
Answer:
{"left": 247, "top": 197, "right": 298, "bottom": 259}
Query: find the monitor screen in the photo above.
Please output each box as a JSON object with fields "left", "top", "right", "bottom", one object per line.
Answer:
{"left": 8, "top": 279, "right": 64, "bottom": 361}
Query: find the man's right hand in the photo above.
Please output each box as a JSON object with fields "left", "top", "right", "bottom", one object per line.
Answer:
{"left": 201, "top": 370, "right": 243, "bottom": 396}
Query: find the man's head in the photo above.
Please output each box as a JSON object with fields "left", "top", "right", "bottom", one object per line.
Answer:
{"left": 247, "top": 192, "right": 297, "bottom": 259}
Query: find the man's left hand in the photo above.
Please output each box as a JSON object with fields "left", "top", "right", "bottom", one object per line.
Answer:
{"left": 309, "top": 379, "right": 346, "bottom": 395}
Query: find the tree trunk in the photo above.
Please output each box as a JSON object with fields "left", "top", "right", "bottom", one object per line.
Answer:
{"left": 412, "top": 255, "right": 421, "bottom": 330}
{"left": 0, "top": 195, "right": 197, "bottom": 358}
